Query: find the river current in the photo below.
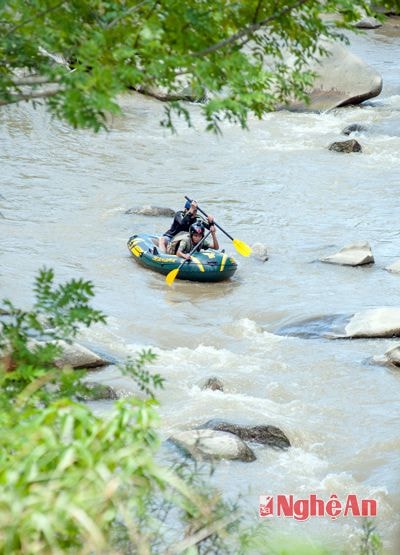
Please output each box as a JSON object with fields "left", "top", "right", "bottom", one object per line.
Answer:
{"left": 1, "top": 23, "right": 400, "bottom": 553}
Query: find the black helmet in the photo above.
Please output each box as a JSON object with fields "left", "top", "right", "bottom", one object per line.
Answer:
{"left": 189, "top": 221, "right": 205, "bottom": 237}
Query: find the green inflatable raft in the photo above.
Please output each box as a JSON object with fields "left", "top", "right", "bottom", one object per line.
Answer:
{"left": 127, "top": 234, "right": 237, "bottom": 282}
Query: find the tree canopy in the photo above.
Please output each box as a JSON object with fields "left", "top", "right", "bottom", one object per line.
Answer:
{"left": 0, "top": 0, "right": 390, "bottom": 132}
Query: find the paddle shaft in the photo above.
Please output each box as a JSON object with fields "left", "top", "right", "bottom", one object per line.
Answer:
{"left": 184, "top": 195, "right": 234, "bottom": 241}
{"left": 177, "top": 230, "right": 212, "bottom": 269}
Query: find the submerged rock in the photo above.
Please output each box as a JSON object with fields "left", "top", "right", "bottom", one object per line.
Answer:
{"left": 201, "top": 377, "right": 224, "bottom": 392}
{"left": 342, "top": 123, "right": 367, "bottom": 136}
{"left": 372, "top": 344, "right": 400, "bottom": 368}
{"left": 78, "top": 382, "right": 119, "bottom": 401}
{"left": 320, "top": 242, "right": 374, "bottom": 266}
{"left": 385, "top": 260, "right": 400, "bottom": 274}
{"left": 169, "top": 429, "right": 256, "bottom": 462}
{"left": 126, "top": 206, "right": 175, "bottom": 217}
{"left": 203, "top": 420, "right": 290, "bottom": 450}
{"left": 251, "top": 243, "right": 269, "bottom": 262}
{"left": 328, "top": 139, "right": 362, "bottom": 153}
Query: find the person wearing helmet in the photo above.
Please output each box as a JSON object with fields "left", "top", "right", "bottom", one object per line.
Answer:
{"left": 176, "top": 218, "right": 219, "bottom": 260}
{"left": 159, "top": 200, "right": 199, "bottom": 253}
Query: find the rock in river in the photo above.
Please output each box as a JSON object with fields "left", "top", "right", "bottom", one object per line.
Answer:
{"left": 278, "top": 308, "right": 400, "bottom": 339}
{"left": 202, "top": 419, "right": 290, "bottom": 450}
{"left": 320, "top": 242, "right": 374, "bottom": 266}
{"left": 126, "top": 205, "right": 175, "bottom": 217}
{"left": 169, "top": 429, "right": 256, "bottom": 462}
{"left": 328, "top": 139, "right": 362, "bottom": 153}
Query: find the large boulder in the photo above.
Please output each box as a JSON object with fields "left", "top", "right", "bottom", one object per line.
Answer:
{"left": 320, "top": 242, "right": 374, "bottom": 266}
{"left": 286, "top": 39, "right": 382, "bottom": 112}
{"left": 344, "top": 308, "right": 400, "bottom": 338}
{"left": 1, "top": 340, "right": 111, "bottom": 372}
{"left": 169, "top": 429, "right": 256, "bottom": 462}
{"left": 202, "top": 420, "right": 290, "bottom": 450}
{"left": 50, "top": 340, "right": 111, "bottom": 369}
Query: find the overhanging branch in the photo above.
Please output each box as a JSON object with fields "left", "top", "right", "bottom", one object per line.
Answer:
{"left": 191, "top": 0, "right": 311, "bottom": 58}
{"left": 0, "top": 85, "right": 63, "bottom": 107}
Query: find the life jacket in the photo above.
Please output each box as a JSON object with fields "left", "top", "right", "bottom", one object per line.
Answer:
{"left": 166, "top": 231, "right": 189, "bottom": 255}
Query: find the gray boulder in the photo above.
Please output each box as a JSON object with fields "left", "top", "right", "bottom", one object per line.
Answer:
{"left": 25, "top": 338, "right": 111, "bottom": 369}
{"left": 203, "top": 420, "right": 290, "bottom": 450}
{"left": 169, "top": 429, "right": 256, "bottom": 462}
{"left": 355, "top": 17, "right": 382, "bottom": 29}
{"left": 125, "top": 206, "right": 175, "bottom": 217}
{"left": 345, "top": 308, "right": 400, "bottom": 338}
{"left": 320, "top": 242, "right": 374, "bottom": 266}
{"left": 328, "top": 139, "right": 362, "bottom": 153}
{"left": 278, "top": 309, "right": 400, "bottom": 340}
{"left": 285, "top": 39, "right": 382, "bottom": 112}
{"left": 53, "top": 340, "right": 111, "bottom": 369}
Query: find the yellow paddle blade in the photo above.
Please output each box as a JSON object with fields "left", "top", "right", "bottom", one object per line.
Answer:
{"left": 166, "top": 268, "right": 180, "bottom": 286}
{"left": 233, "top": 238, "right": 252, "bottom": 257}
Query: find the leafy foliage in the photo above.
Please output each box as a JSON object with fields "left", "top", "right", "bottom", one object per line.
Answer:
{"left": 120, "top": 349, "right": 165, "bottom": 398}
{"left": 374, "top": 0, "right": 400, "bottom": 14}
{"left": 0, "top": 267, "right": 105, "bottom": 403}
{"left": 359, "top": 519, "right": 384, "bottom": 555}
{"left": 0, "top": 0, "right": 379, "bottom": 132}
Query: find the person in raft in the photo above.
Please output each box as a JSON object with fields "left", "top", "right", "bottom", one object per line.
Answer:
{"left": 159, "top": 199, "right": 199, "bottom": 253}
{"left": 175, "top": 220, "right": 219, "bottom": 260}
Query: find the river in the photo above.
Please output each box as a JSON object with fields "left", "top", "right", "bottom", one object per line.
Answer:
{"left": 1, "top": 21, "right": 400, "bottom": 553}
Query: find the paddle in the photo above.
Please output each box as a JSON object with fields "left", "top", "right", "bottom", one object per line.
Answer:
{"left": 166, "top": 231, "right": 212, "bottom": 286}
{"left": 184, "top": 196, "right": 252, "bottom": 257}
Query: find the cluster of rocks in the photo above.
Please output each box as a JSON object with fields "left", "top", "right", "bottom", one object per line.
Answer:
{"left": 167, "top": 378, "right": 291, "bottom": 463}
{"left": 169, "top": 410, "right": 291, "bottom": 463}
{"left": 278, "top": 243, "right": 400, "bottom": 357}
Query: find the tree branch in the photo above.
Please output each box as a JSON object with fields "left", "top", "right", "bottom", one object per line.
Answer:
{"left": 5, "top": 1, "right": 67, "bottom": 38}
{"left": 253, "top": 0, "right": 264, "bottom": 23}
{"left": 11, "top": 74, "right": 59, "bottom": 87}
{"left": 191, "top": 0, "right": 311, "bottom": 58}
{"left": 105, "top": 0, "right": 151, "bottom": 29}
{"left": 0, "top": 85, "right": 63, "bottom": 107}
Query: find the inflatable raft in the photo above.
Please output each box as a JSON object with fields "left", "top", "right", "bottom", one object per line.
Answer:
{"left": 127, "top": 234, "right": 237, "bottom": 282}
